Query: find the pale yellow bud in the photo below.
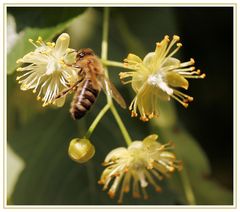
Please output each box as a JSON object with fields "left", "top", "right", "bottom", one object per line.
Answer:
{"left": 68, "top": 138, "right": 95, "bottom": 163}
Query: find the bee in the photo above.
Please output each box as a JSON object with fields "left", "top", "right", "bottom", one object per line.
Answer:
{"left": 55, "top": 48, "right": 126, "bottom": 120}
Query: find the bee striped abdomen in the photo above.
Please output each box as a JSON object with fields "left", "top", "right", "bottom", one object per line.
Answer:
{"left": 70, "top": 79, "right": 99, "bottom": 120}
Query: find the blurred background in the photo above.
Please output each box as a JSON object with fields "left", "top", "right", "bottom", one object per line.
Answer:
{"left": 7, "top": 7, "right": 233, "bottom": 205}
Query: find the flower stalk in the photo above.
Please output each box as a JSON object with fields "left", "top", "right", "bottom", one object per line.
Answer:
{"left": 101, "top": 7, "right": 132, "bottom": 146}
{"left": 101, "top": 59, "right": 135, "bottom": 70}
{"left": 85, "top": 103, "right": 111, "bottom": 139}
{"left": 179, "top": 167, "right": 196, "bottom": 205}
{"left": 110, "top": 105, "right": 132, "bottom": 146}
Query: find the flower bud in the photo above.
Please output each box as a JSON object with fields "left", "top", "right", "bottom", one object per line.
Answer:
{"left": 68, "top": 138, "right": 95, "bottom": 163}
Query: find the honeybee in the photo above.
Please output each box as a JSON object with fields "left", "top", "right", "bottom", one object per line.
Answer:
{"left": 55, "top": 48, "right": 126, "bottom": 120}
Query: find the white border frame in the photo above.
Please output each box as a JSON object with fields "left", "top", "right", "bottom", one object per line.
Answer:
{"left": 1, "top": 1, "right": 238, "bottom": 211}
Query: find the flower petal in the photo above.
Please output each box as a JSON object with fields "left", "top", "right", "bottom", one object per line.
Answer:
{"left": 63, "top": 50, "right": 77, "bottom": 64}
{"left": 53, "top": 33, "right": 70, "bottom": 58}
{"left": 54, "top": 96, "right": 66, "bottom": 107}
{"left": 143, "top": 52, "right": 155, "bottom": 67}
{"left": 126, "top": 53, "right": 143, "bottom": 64}
{"left": 162, "top": 57, "right": 180, "bottom": 67}
{"left": 128, "top": 141, "right": 143, "bottom": 151}
{"left": 143, "top": 134, "right": 158, "bottom": 143}
{"left": 104, "top": 147, "right": 128, "bottom": 162}
{"left": 165, "top": 72, "right": 189, "bottom": 89}
{"left": 154, "top": 87, "right": 171, "bottom": 101}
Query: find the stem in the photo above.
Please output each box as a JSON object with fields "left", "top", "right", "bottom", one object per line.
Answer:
{"left": 85, "top": 104, "right": 111, "bottom": 139}
{"left": 101, "top": 59, "right": 135, "bottom": 71}
{"left": 102, "top": 59, "right": 124, "bottom": 69}
{"left": 101, "top": 7, "right": 132, "bottom": 146}
{"left": 110, "top": 105, "right": 132, "bottom": 146}
{"left": 101, "top": 7, "right": 112, "bottom": 104}
{"left": 179, "top": 168, "right": 196, "bottom": 205}
{"left": 101, "top": 8, "right": 109, "bottom": 62}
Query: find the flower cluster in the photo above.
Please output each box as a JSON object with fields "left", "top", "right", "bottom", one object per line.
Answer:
{"left": 119, "top": 35, "right": 205, "bottom": 121}
{"left": 98, "top": 134, "right": 182, "bottom": 203}
{"left": 14, "top": 32, "right": 204, "bottom": 204}
{"left": 16, "top": 33, "right": 79, "bottom": 107}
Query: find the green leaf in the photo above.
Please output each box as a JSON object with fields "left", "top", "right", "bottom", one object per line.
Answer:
{"left": 8, "top": 8, "right": 85, "bottom": 32}
{"left": 151, "top": 121, "right": 233, "bottom": 205}
{"left": 7, "top": 74, "right": 47, "bottom": 136}
{"left": 7, "top": 8, "right": 86, "bottom": 74}
{"left": 8, "top": 99, "right": 178, "bottom": 204}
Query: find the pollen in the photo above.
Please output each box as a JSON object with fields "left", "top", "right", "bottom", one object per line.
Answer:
{"left": 164, "top": 35, "right": 170, "bottom": 41}
{"left": 16, "top": 58, "right": 23, "bottom": 64}
{"left": 37, "top": 36, "right": 43, "bottom": 41}
{"left": 177, "top": 43, "right": 183, "bottom": 47}
{"left": 173, "top": 35, "right": 180, "bottom": 41}
{"left": 156, "top": 42, "right": 161, "bottom": 47}
{"left": 140, "top": 116, "right": 149, "bottom": 122}
{"left": 16, "top": 67, "right": 23, "bottom": 71}
{"left": 188, "top": 96, "right": 194, "bottom": 101}
{"left": 148, "top": 113, "right": 155, "bottom": 119}
{"left": 155, "top": 186, "right": 162, "bottom": 192}
{"left": 190, "top": 58, "right": 195, "bottom": 64}
{"left": 20, "top": 84, "right": 29, "bottom": 90}
{"left": 108, "top": 191, "right": 115, "bottom": 199}
{"left": 131, "top": 111, "right": 138, "bottom": 117}
{"left": 98, "top": 180, "right": 104, "bottom": 185}
{"left": 46, "top": 42, "right": 51, "bottom": 46}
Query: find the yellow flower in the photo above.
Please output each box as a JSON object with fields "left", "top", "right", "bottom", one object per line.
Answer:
{"left": 119, "top": 35, "right": 206, "bottom": 121}
{"left": 98, "top": 134, "right": 182, "bottom": 203}
{"left": 16, "top": 33, "right": 79, "bottom": 107}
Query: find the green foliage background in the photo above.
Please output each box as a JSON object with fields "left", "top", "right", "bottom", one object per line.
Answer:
{"left": 7, "top": 7, "right": 233, "bottom": 205}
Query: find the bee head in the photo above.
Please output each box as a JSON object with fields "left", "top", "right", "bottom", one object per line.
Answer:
{"left": 77, "top": 48, "right": 95, "bottom": 59}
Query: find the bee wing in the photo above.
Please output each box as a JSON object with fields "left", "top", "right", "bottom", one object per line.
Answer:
{"left": 89, "top": 68, "right": 100, "bottom": 90}
{"left": 100, "top": 76, "right": 126, "bottom": 109}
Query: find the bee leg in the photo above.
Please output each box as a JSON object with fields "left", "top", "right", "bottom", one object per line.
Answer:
{"left": 55, "top": 79, "right": 83, "bottom": 99}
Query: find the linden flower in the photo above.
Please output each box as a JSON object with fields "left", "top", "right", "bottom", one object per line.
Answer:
{"left": 98, "top": 134, "right": 182, "bottom": 203}
{"left": 16, "top": 33, "right": 79, "bottom": 107}
{"left": 119, "top": 35, "right": 206, "bottom": 121}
